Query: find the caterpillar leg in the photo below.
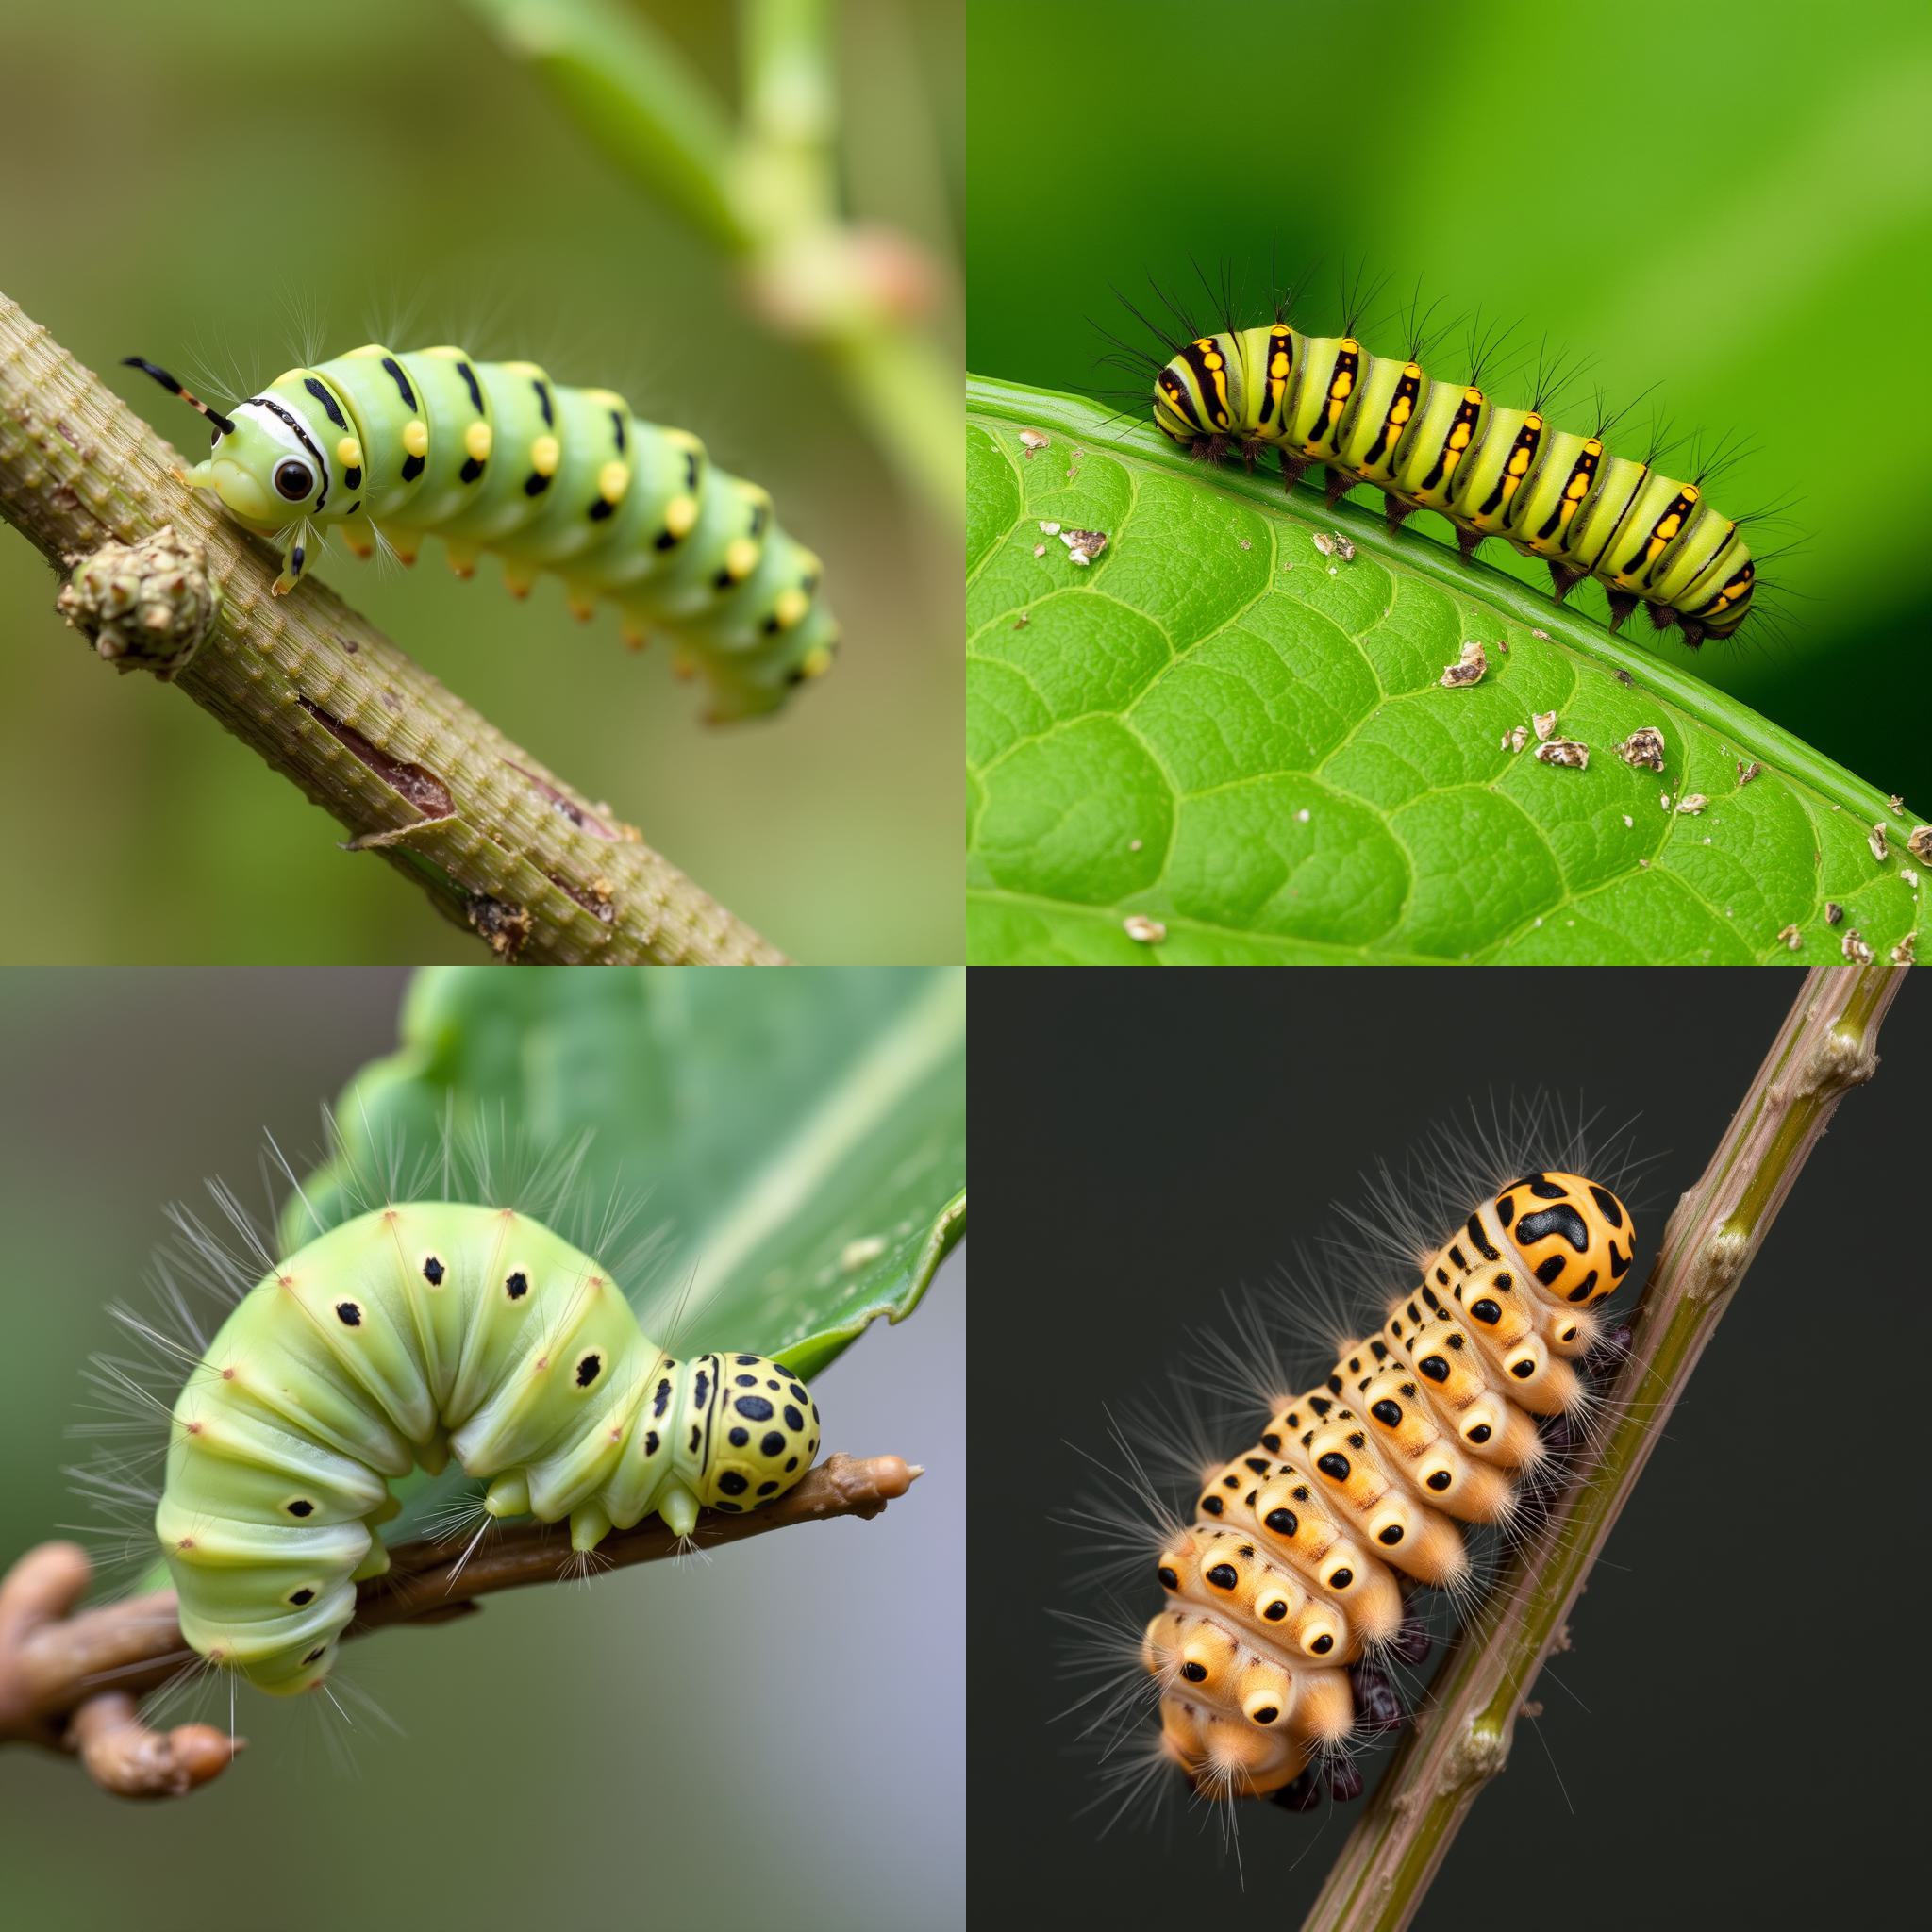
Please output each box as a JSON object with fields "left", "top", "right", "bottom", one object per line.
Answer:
{"left": 501, "top": 559, "right": 537, "bottom": 600}
{"left": 351, "top": 1541, "right": 391, "bottom": 1582}
{"left": 484, "top": 1472, "right": 530, "bottom": 1518}
{"left": 1546, "top": 559, "right": 1586, "bottom": 601}
{"left": 1281, "top": 453, "right": 1310, "bottom": 493}
{"left": 377, "top": 524, "right": 421, "bottom": 567}
{"left": 1605, "top": 591, "right": 1639, "bottom": 632}
{"left": 271, "top": 532, "right": 311, "bottom": 597}
{"left": 563, "top": 580, "right": 598, "bottom": 624}
{"left": 1324, "top": 466, "right": 1355, "bottom": 507}
{"left": 341, "top": 525, "right": 375, "bottom": 561}
{"left": 1382, "top": 491, "right": 1416, "bottom": 531}
{"left": 657, "top": 1478, "right": 701, "bottom": 1539}
{"left": 1454, "top": 527, "right": 1483, "bottom": 560}
{"left": 569, "top": 1502, "right": 611, "bottom": 1553}
{"left": 444, "top": 539, "right": 480, "bottom": 580}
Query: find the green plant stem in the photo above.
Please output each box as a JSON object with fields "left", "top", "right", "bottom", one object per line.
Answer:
{"left": 970, "top": 377, "right": 1918, "bottom": 836}
{"left": 1300, "top": 962, "right": 1908, "bottom": 1932}
{"left": 465, "top": 0, "right": 963, "bottom": 527}
{"left": 0, "top": 294, "right": 787, "bottom": 965}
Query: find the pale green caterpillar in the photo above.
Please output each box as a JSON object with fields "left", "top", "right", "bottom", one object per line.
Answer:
{"left": 157, "top": 1201, "right": 821, "bottom": 1694}
{"left": 123, "top": 349, "right": 838, "bottom": 723}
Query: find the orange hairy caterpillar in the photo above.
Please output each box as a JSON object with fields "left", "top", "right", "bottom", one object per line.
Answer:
{"left": 1141, "top": 1169, "right": 1632, "bottom": 1807}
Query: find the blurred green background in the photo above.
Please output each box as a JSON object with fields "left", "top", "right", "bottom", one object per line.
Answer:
{"left": 0, "top": 970, "right": 963, "bottom": 1931}
{"left": 0, "top": 0, "right": 963, "bottom": 964}
{"left": 967, "top": 0, "right": 1931, "bottom": 809}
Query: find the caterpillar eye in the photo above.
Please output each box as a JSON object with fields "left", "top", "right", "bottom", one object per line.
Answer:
{"left": 274, "top": 458, "right": 314, "bottom": 501}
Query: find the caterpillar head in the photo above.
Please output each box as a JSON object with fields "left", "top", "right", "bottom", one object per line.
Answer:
{"left": 1151, "top": 334, "right": 1242, "bottom": 445}
{"left": 1496, "top": 1172, "right": 1634, "bottom": 1308}
{"left": 182, "top": 382, "right": 340, "bottom": 531}
{"left": 695, "top": 1353, "right": 822, "bottom": 1513}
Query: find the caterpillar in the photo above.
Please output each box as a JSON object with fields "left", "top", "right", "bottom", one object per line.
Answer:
{"left": 1144, "top": 310, "right": 1756, "bottom": 645}
{"left": 122, "top": 349, "right": 839, "bottom": 723}
{"left": 155, "top": 1200, "right": 821, "bottom": 1695}
{"left": 1124, "top": 1168, "right": 1634, "bottom": 1809}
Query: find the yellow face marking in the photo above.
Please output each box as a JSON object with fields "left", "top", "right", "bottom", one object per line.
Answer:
{"left": 530, "top": 434, "right": 560, "bottom": 476}
{"left": 774, "top": 586, "right": 809, "bottom": 628}
{"left": 799, "top": 643, "right": 833, "bottom": 679}
{"left": 724, "top": 537, "right": 759, "bottom": 580}
{"left": 402, "top": 419, "right": 429, "bottom": 458}
{"left": 336, "top": 436, "right": 362, "bottom": 468}
{"left": 597, "top": 460, "right": 629, "bottom": 504}
{"left": 665, "top": 495, "right": 698, "bottom": 538}
{"left": 464, "top": 422, "right": 492, "bottom": 462}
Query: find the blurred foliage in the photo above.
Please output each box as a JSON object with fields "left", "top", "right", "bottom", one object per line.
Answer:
{"left": 297, "top": 964, "right": 966, "bottom": 1377}
{"left": 0, "top": 0, "right": 963, "bottom": 964}
{"left": 967, "top": 0, "right": 1932, "bottom": 808}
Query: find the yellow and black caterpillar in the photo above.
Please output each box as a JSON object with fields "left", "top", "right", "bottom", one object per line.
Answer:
{"left": 1143, "top": 1170, "right": 1632, "bottom": 1806}
{"left": 125, "top": 348, "right": 838, "bottom": 722}
{"left": 1149, "top": 320, "right": 1755, "bottom": 645}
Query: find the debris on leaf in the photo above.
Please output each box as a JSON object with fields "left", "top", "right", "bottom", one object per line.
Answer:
{"left": 1502, "top": 724, "right": 1528, "bottom": 754}
{"left": 1532, "top": 710, "right": 1557, "bottom": 741}
{"left": 1824, "top": 901, "right": 1843, "bottom": 925}
{"left": 1840, "top": 928, "right": 1873, "bottom": 963}
{"left": 1533, "top": 739, "right": 1589, "bottom": 770}
{"left": 1675, "top": 794, "right": 1709, "bottom": 816}
{"left": 1122, "top": 914, "right": 1166, "bottom": 945}
{"left": 1019, "top": 429, "right": 1050, "bottom": 457}
{"left": 1737, "top": 759, "right": 1762, "bottom": 786}
{"left": 1868, "top": 823, "right": 1889, "bottom": 864}
{"left": 1441, "top": 640, "right": 1487, "bottom": 688}
{"left": 1060, "top": 528, "right": 1108, "bottom": 566}
{"left": 1893, "top": 932, "right": 1918, "bottom": 965}
{"left": 1777, "top": 924, "right": 1802, "bottom": 950}
{"left": 1615, "top": 726, "right": 1667, "bottom": 772}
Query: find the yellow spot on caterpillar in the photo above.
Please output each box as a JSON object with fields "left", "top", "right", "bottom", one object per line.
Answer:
{"left": 402, "top": 420, "right": 429, "bottom": 458}
{"left": 583, "top": 388, "right": 625, "bottom": 408}
{"left": 800, "top": 643, "right": 833, "bottom": 679}
{"left": 500, "top": 360, "right": 543, "bottom": 377}
{"left": 530, "top": 434, "right": 560, "bottom": 475}
{"left": 274, "top": 370, "right": 302, "bottom": 387}
{"left": 774, "top": 587, "right": 809, "bottom": 628}
{"left": 665, "top": 495, "right": 698, "bottom": 538}
{"left": 597, "top": 460, "right": 629, "bottom": 504}
{"left": 345, "top": 343, "right": 386, "bottom": 358}
{"left": 724, "top": 537, "right": 758, "bottom": 580}
{"left": 336, "top": 436, "right": 362, "bottom": 468}
{"left": 464, "top": 421, "right": 492, "bottom": 462}
{"left": 424, "top": 344, "right": 464, "bottom": 359}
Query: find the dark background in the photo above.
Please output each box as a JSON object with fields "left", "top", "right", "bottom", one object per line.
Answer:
{"left": 967, "top": 968, "right": 1924, "bottom": 1928}
{"left": 967, "top": 0, "right": 1932, "bottom": 811}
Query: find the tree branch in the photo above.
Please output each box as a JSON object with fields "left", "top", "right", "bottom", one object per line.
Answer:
{"left": 1301, "top": 963, "right": 1909, "bottom": 1932}
{"left": 0, "top": 292, "right": 787, "bottom": 965}
{"left": 0, "top": 1451, "right": 914, "bottom": 1798}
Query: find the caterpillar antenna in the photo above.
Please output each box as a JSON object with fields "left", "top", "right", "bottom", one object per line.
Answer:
{"left": 122, "top": 356, "right": 237, "bottom": 437}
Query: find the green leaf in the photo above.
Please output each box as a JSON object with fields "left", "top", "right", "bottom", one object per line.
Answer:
{"left": 968, "top": 378, "right": 1926, "bottom": 965}
{"left": 291, "top": 966, "right": 965, "bottom": 1381}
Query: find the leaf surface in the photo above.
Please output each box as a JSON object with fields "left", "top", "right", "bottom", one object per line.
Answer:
{"left": 968, "top": 379, "right": 1924, "bottom": 965}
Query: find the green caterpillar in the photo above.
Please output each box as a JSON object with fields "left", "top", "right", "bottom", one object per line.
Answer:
{"left": 157, "top": 1201, "right": 821, "bottom": 1694}
{"left": 1150, "top": 320, "right": 1756, "bottom": 645}
{"left": 124, "top": 348, "right": 838, "bottom": 722}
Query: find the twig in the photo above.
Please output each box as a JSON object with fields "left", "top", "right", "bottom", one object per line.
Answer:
{"left": 1302, "top": 963, "right": 1909, "bottom": 1932}
{"left": 0, "top": 292, "right": 787, "bottom": 965}
{"left": 0, "top": 1451, "right": 914, "bottom": 1798}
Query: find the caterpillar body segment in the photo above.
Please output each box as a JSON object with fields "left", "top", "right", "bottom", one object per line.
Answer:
{"left": 157, "top": 1203, "right": 822, "bottom": 1694}
{"left": 131, "top": 347, "right": 838, "bottom": 722}
{"left": 1147, "top": 1173, "right": 1634, "bottom": 1801}
{"left": 1152, "top": 326, "right": 1755, "bottom": 644}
